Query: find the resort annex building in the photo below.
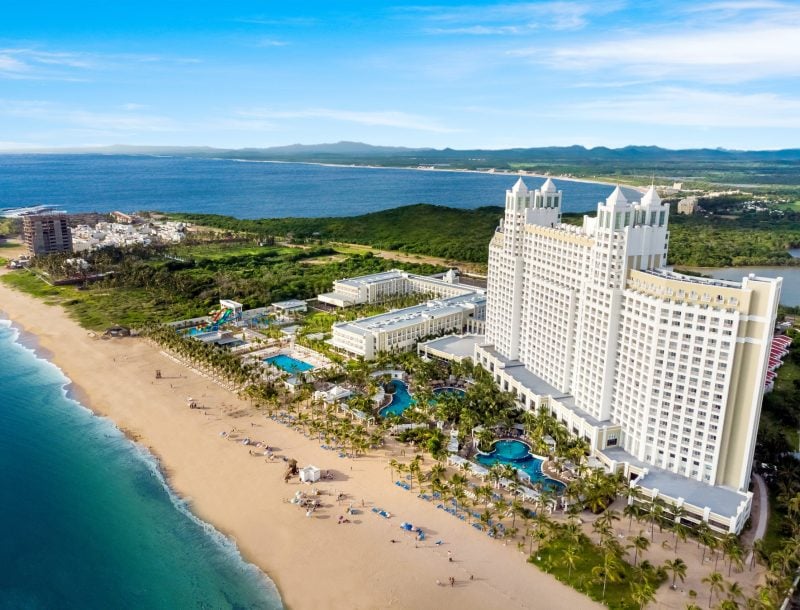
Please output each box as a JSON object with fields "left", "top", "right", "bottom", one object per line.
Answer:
{"left": 473, "top": 178, "right": 781, "bottom": 534}
{"left": 323, "top": 269, "right": 486, "bottom": 359}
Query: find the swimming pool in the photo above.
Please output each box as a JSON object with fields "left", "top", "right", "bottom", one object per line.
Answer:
{"left": 378, "top": 382, "right": 466, "bottom": 418}
{"left": 475, "top": 439, "right": 563, "bottom": 492}
{"left": 265, "top": 354, "right": 314, "bottom": 374}
{"left": 182, "top": 325, "right": 217, "bottom": 336}
{"left": 378, "top": 380, "right": 414, "bottom": 418}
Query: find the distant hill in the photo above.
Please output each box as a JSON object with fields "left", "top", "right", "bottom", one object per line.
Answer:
{"left": 5, "top": 142, "right": 800, "bottom": 187}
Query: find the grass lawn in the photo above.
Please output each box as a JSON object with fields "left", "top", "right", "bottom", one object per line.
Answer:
{"left": 530, "top": 534, "right": 660, "bottom": 610}
{"left": 172, "top": 242, "right": 299, "bottom": 260}
{"left": 773, "top": 358, "right": 800, "bottom": 394}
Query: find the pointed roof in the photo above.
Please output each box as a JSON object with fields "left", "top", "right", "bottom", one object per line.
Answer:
{"left": 540, "top": 177, "right": 556, "bottom": 193}
{"left": 641, "top": 185, "right": 661, "bottom": 206}
{"left": 511, "top": 177, "right": 528, "bottom": 194}
{"left": 605, "top": 185, "right": 627, "bottom": 206}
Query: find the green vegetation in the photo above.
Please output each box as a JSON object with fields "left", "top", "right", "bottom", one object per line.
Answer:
{"left": 172, "top": 204, "right": 503, "bottom": 262}
{"left": 668, "top": 213, "right": 800, "bottom": 267}
{"left": 0, "top": 238, "right": 444, "bottom": 331}
{"left": 170, "top": 203, "right": 800, "bottom": 268}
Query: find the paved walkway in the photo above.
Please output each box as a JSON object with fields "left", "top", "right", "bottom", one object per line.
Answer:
{"left": 746, "top": 473, "right": 768, "bottom": 564}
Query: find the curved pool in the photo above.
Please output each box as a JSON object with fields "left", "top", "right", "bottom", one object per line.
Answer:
{"left": 475, "top": 439, "right": 563, "bottom": 492}
{"left": 432, "top": 387, "right": 466, "bottom": 398}
{"left": 378, "top": 380, "right": 414, "bottom": 418}
{"left": 378, "top": 383, "right": 467, "bottom": 418}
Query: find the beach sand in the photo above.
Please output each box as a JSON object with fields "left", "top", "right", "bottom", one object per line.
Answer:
{"left": 0, "top": 277, "right": 597, "bottom": 610}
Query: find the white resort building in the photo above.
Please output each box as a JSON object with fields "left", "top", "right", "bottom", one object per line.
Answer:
{"left": 324, "top": 269, "right": 486, "bottom": 359}
{"left": 319, "top": 268, "right": 473, "bottom": 307}
{"left": 469, "top": 177, "right": 781, "bottom": 534}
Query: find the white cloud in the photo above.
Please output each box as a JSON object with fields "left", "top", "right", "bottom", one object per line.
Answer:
{"left": 683, "top": 0, "right": 790, "bottom": 14}
{"left": 413, "top": 1, "right": 616, "bottom": 34}
{"left": 254, "top": 38, "right": 288, "bottom": 47}
{"left": 237, "top": 108, "right": 459, "bottom": 133}
{"left": 0, "top": 54, "right": 30, "bottom": 74}
{"left": 565, "top": 88, "right": 800, "bottom": 128}
{"left": 0, "top": 100, "right": 179, "bottom": 133}
{"left": 514, "top": 8, "right": 800, "bottom": 83}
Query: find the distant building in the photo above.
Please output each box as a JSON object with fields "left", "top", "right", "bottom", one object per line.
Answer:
{"left": 23, "top": 213, "right": 73, "bottom": 256}
{"left": 677, "top": 196, "right": 698, "bottom": 215}
{"left": 319, "top": 268, "right": 469, "bottom": 308}
{"left": 272, "top": 299, "right": 308, "bottom": 314}
{"left": 112, "top": 211, "right": 136, "bottom": 224}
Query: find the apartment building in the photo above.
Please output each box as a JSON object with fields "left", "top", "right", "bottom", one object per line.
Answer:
{"left": 23, "top": 213, "right": 73, "bottom": 256}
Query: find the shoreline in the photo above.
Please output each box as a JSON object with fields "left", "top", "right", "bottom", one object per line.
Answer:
{"left": 218, "top": 156, "right": 648, "bottom": 192}
{"left": 0, "top": 317, "right": 281, "bottom": 606}
{"left": 0, "top": 277, "right": 597, "bottom": 610}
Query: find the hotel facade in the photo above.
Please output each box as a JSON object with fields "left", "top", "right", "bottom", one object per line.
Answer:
{"left": 325, "top": 269, "right": 486, "bottom": 359}
{"left": 474, "top": 178, "right": 781, "bottom": 533}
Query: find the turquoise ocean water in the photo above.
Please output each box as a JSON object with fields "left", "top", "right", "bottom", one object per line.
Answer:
{"left": 0, "top": 320, "right": 282, "bottom": 610}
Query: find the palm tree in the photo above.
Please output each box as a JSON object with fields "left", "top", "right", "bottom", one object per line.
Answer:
{"left": 561, "top": 543, "right": 581, "bottom": 579}
{"left": 726, "top": 542, "right": 744, "bottom": 577}
{"left": 630, "top": 580, "right": 656, "bottom": 610}
{"left": 648, "top": 502, "right": 665, "bottom": 541}
{"left": 672, "top": 521, "right": 689, "bottom": 554}
{"left": 726, "top": 580, "right": 744, "bottom": 604}
{"left": 591, "top": 549, "right": 624, "bottom": 601}
{"left": 629, "top": 531, "right": 650, "bottom": 567}
{"left": 624, "top": 503, "right": 641, "bottom": 533}
{"left": 386, "top": 458, "right": 398, "bottom": 482}
{"left": 702, "top": 571, "right": 725, "bottom": 608}
{"left": 663, "top": 557, "right": 688, "bottom": 589}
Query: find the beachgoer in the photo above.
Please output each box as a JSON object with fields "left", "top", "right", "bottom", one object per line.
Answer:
{"left": 449, "top": 577, "right": 454, "bottom": 587}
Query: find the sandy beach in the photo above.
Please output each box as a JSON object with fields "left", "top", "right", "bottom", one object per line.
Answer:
{"left": 0, "top": 276, "right": 597, "bottom": 610}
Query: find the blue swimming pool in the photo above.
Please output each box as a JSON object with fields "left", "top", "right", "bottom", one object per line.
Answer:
{"left": 378, "top": 382, "right": 467, "bottom": 418}
{"left": 475, "top": 440, "right": 563, "bottom": 492}
{"left": 379, "top": 380, "right": 414, "bottom": 418}
{"left": 182, "top": 325, "right": 217, "bottom": 336}
{"left": 265, "top": 354, "right": 314, "bottom": 374}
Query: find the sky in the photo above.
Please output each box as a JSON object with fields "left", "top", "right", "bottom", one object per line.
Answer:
{"left": 1, "top": 0, "right": 799, "bottom": 151}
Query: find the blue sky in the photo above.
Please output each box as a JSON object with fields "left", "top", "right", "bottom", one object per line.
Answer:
{"left": 1, "top": 1, "right": 799, "bottom": 150}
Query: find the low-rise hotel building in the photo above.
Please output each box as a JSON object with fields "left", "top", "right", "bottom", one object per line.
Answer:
{"left": 471, "top": 178, "right": 780, "bottom": 534}
{"left": 319, "top": 268, "right": 472, "bottom": 307}
{"left": 330, "top": 291, "right": 485, "bottom": 359}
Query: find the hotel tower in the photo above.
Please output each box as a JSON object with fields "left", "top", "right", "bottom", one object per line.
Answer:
{"left": 475, "top": 178, "right": 781, "bottom": 533}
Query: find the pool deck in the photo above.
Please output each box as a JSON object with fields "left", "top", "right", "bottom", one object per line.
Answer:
{"left": 540, "top": 460, "right": 575, "bottom": 486}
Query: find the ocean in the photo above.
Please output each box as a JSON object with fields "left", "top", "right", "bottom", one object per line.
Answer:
{"left": 0, "top": 154, "right": 635, "bottom": 218}
{"left": 0, "top": 320, "right": 283, "bottom": 610}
